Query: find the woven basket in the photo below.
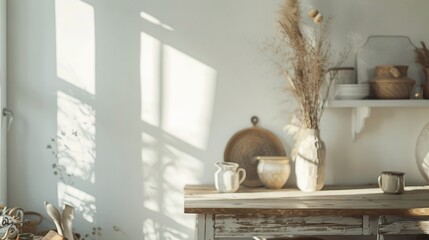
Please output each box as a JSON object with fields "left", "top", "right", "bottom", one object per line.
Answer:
{"left": 20, "top": 211, "right": 43, "bottom": 234}
{"left": 375, "top": 65, "right": 409, "bottom": 79}
{"left": 370, "top": 78, "right": 415, "bottom": 99}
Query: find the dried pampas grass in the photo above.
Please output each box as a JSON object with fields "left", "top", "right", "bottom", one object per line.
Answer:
{"left": 415, "top": 41, "right": 429, "bottom": 68}
{"left": 269, "top": 0, "right": 347, "bottom": 130}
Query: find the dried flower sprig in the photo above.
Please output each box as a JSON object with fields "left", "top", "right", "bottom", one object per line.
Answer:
{"left": 415, "top": 41, "right": 429, "bottom": 68}
{"left": 81, "top": 227, "right": 103, "bottom": 240}
{"left": 270, "top": 0, "right": 348, "bottom": 130}
{"left": 80, "top": 225, "right": 122, "bottom": 240}
{"left": 46, "top": 130, "right": 76, "bottom": 186}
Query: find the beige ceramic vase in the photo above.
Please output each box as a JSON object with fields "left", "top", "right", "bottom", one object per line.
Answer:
{"left": 256, "top": 156, "right": 291, "bottom": 189}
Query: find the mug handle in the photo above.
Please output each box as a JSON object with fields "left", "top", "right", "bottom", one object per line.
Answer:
{"left": 377, "top": 175, "right": 382, "bottom": 188}
{"left": 396, "top": 177, "right": 401, "bottom": 193}
{"left": 238, "top": 168, "right": 246, "bottom": 185}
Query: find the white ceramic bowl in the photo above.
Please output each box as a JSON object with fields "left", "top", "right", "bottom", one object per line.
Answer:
{"left": 329, "top": 67, "right": 356, "bottom": 84}
{"left": 334, "top": 84, "right": 369, "bottom": 100}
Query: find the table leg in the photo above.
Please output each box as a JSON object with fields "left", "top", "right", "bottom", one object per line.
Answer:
{"left": 196, "top": 214, "right": 205, "bottom": 239}
{"left": 196, "top": 214, "right": 215, "bottom": 240}
{"left": 376, "top": 216, "right": 386, "bottom": 240}
{"left": 205, "top": 214, "right": 214, "bottom": 240}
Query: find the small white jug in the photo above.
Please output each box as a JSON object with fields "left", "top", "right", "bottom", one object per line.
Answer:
{"left": 214, "top": 162, "right": 246, "bottom": 193}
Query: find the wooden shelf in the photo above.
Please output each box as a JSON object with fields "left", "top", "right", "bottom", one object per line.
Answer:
{"left": 327, "top": 99, "right": 429, "bottom": 108}
{"left": 326, "top": 99, "right": 429, "bottom": 140}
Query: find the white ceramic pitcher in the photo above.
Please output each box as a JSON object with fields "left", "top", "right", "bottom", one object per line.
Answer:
{"left": 214, "top": 162, "right": 246, "bottom": 193}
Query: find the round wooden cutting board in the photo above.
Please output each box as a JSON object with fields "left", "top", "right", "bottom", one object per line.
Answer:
{"left": 224, "top": 116, "right": 286, "bottom": 187}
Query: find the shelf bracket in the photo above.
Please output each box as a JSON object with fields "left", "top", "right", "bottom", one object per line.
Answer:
{"left": 351, "top": 106, "right": 371, "bottom": 140}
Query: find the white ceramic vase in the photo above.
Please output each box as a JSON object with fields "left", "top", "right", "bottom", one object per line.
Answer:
{"left": 416, "top": 122, "right": 429, "bottom": 182}
{"left": 294, "top": 128, "right": 326, "bottom": 192}
{"left": 256, "top": 156, "right": 291, "bottom": 189}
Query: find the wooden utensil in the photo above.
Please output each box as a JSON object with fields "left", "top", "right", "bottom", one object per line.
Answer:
{"left": 61, "top": 204, "right": 75, "bottom": 240}
{"left": 44, "top": 202, "right": 63, "bottom": 236}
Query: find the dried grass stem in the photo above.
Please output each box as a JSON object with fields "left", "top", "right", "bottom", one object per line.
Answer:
{"left": 271, "top": 0, "right": 347, "bottom": 129}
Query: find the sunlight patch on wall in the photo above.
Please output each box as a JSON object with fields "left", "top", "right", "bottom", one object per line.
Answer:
{"left": 141, "top": 133, "right": 202, "bottom": 237}
{"left": 55, "top": 0, "right": 95, "bottom": 94}
{"left": 140, "top": 11, "right": 174, "bottom": 31}
{"left": 140, "top": 33, "right": 161, "bottom": 127}
{"left": 57, "top": 91, "right": 96, "bottom": 183}
{"left": 164, "top": 227, "right": 188, "bottom": 240}
{"left": 58, "top": 182, "right": 96, "bottom": 223}
{"left": 143, "top": 218, "right": 189, "bottom": 240}
{"left": 162, "top": 45, "right": 217, "bottom": 150}
{"left": 141, "top": 133, "right": 159, "bottom": 213}
{"left": 161, "top": 144, "right": 202, "bottom": 227}
{"left": 142, "top": 219, "right": 159, "bottom": 240}
{"left": 142, "top": 135, "right": 203, "bottom": 223}
{"left": 140, "top": 34, "right": 217, "bottom": 150}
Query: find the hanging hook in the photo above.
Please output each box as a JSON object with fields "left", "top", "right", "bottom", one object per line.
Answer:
{"left": 251, "top": 116, "right": 259, "bottom": 127}
{"left": 2, "top": 108, "right": 13, "bottom": 131}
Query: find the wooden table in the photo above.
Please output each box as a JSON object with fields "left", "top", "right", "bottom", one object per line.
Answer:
{"left": 184, "top": 185, "right": 429, "bottom": 239}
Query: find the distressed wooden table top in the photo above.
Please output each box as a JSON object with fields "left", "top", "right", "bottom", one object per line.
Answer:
{"left": 184, "top": 185, "right": 429, "bottom": 216}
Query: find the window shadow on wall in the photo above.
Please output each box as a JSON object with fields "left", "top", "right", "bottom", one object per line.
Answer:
{"left": 54, "top": 0, "right": 219, "bottom": 239}
{"left": 139, "top": 11, "right": 217, "bottom": 240}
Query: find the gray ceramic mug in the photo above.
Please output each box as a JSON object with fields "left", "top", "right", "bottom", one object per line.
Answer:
{"left": 378, "top": 171, "right": 405, "bottom": 194}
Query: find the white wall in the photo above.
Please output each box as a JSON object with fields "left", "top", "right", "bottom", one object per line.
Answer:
{"left": 6, "top": 0, "right": 429, "bottom": 239}
{"left": 0, "top": 0, "right": 7, "bottom": 205}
